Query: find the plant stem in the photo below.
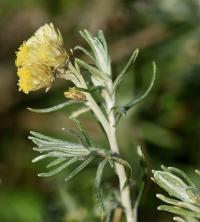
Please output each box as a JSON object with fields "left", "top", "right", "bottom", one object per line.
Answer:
{"left": 108, "top": 106, "right": 134, "bottom": 222}
{"left": 85, "top": 84, "right": 134, "bottom": 222}
{"left": 68, "top": 63, "right": 135, "bottom": 222}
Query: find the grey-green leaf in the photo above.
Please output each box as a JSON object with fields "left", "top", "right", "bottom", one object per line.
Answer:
{"left": 156, "top": 194, "right": 200, "bottom": 212}
{"left": 28, "top": 100, "right": 85, "bottom": 113}
{"left": 74, "top": 45, "right": 95, "bottom": 61}
{"left": 186, "top": 187, "right": 200, "bottom": 205}
{"left": 46, "top": 157, "right": 66, "bottom": 168}
{"left": 167, "top": 167, "right": 195, "bottom": 187}
{"left": 153, "top": 171, "right": 190, "bottom": 202}
{"left": 38, "top": 157, "right": 78, "bottom": 177}
{"left": 133, "top": 145, "right": 147, "bottom": 221}
{"left": 115, "top": 62, "right": 156, "bottom": 124}
{"left": 95, "top": 158, "right": 108, "bottom": 211}
{"left": 75, "top": 58, "right": 110, "bottom": 81}
{"left": 195, "top": 170, "right": 200, "bottom": 176}
{"left": 72, "top": 118, "right": 92, "bottom": 148}
{"left": 65, "top": 156, "right": 95, "bottom": 182}
{"left": 173, "top": 216, "right": 186, "bottom": 222}
{"left": 112, "top": 48, "right": 139, "bottom": 93}
{"left": 158, "top": 205, "right": 200, "bottom": 219}
{"left": 124, "top": 61, "right": 156, "bottom": 110}
{"left": 111, "top": 156, "right": 133, "bottom": 182}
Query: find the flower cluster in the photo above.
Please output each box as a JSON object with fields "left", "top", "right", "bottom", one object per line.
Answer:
{"left": 16, "top": 23, "right": 68, "bottom": 94}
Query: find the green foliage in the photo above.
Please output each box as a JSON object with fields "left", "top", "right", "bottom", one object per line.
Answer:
{"left": 152, "top": 166, "right": 200, "bottom": 221}
{"left": 28, "top": 100, "right": 85, "bottom": 113}
{"left": 29, "top": 129, "right": 134, "bottom": 214}
{"left": 115, "top": 62, "right": 156, "bottom": 124}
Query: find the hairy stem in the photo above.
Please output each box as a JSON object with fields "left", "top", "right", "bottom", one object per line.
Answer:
{"left": 108, "top": 104, "right": 134, "bottom": 222}
{"left": 67, "top": 63, "right": 134, "bottom": 222}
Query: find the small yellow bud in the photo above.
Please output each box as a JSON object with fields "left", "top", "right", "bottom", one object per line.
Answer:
{"left": 64, "top": 87, "right": 86, "bottom": 101}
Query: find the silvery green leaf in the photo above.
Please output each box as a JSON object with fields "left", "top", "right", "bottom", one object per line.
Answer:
{"left": 156, "top": 194, "right": 200, "bottom": 213}
{"left": 165, "top": 166, "right": 195, "bottom": 187}
{"left": 112, "top": 48, "right": 139, "bottom": 93}
{"left": 79, "top": 30, "right": 111, "bottom": 75}
{"left": 29, "top": 132, "right": 88, "bottom": 151}
{"left": 79, "top": 30, "right": 97, "bottom": 54}
{"left": 95, "top": 158, "right": 108, "bottom": 211}
{"left": 65, "top": 156, "right": 95, "bottom": 182}
{"left": 115, "top": 62, "right": 156, "bottom": 124}
{"left": 74, "top": 45, "right": 95, "bottom": 61}
{"left": 195, "top": 170, "right": 200, "bottom": 176}
{"left": 74, "top": 86, "right": 104, "bottom": 94}
{"left": 173, "top": 216, "right": 186, "bottom": 222}
{"left": 72, "top": 118, "right": 92, "bottom": 148}
{"left": 33, "top": 147, "right": 89, "bottom": 157}
{"left": 28, "top": 100, "right": 85, "bottom": 113}
{"left": 98, "top": 30, "right": 108, "bottom": 57}
{"left": 158, "top": 205, "right": 200, "bottom": 219}
{"left": 124, "top": 62, "right": 156, "bottom": 109}
{"left": 75, "top": 58, "right": 110, "bottom": 82}
{"left": 69, "top": 107, "right": 90, "bottom": 119}
{"left": 186, "top": 187, "right": 200, "bottom": 205}
{"left": 30, "top": 131, "right": 67, "bottom": 143}
{"left": 38, "top": 157, "right": 78, "bottom": 177}
{"left": 111, "top": 156, "right": 133, "bottom": 182}
{"left": 29, "top": 137, "right": 87, "bottom": 152}
{"left": 133, "top": 146, "right": 147, "bottom": 221}
{"left": 153, "top": 171, "right": 191, "bottom": 202}
{"left": 46, "top": 157, "right": 66, "bottom": 168}
{"left": 32, "top": 151, "right": 69, "bottom": 162}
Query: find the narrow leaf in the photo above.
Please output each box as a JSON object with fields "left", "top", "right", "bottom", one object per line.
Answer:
{"left": 133, "top": 145, "right": 147, "bottom": 220}
{"left": 158, "top": 205, "right": 200, "bottom": 219}
{"left": 98, "top": 30, "right": 108, "bottom": 57}
{"left": 153, "top": 171, "right": 190, "bottom": 202}
{"left": 38, "top": 157, "right": 78, "bottom": 177}
{"left": 156, "top": 194, "right": 200, "bottom": 213}
{"left": 28, "top": 100, "right": 85, "bottom": 113}
{"left": 195, "top": 170, "right": 200, "bottom": 176}
{"left": 167, "top": 167, "right": 195, "bottom": 187}
{"left": 115, "top": 62, "right": 156, "bottom": 124}
{"left": 74, "top": 86, "right": 104, "bottom": 94}
{"left": 173, "top": 217, "right": 186, "bottom": 222}
{"left": 186, "top": 187, "right": 200, "bottom": 205}
{"left": 74, "top": 45, "right": 95, "bottom": 61}
{"left": 46, "top": 157, "right": 66, "bottom": 168}
{"left": 65, "top": 156, "right": 95, "bottom": 182}
{"left": 32, "top": 151, "right": 68, "bottom": 163}
{"left": 124, "top": 61, "right": 156, "bottom": 110}
{"left": 33, "top": 147, "right": 88, "bottom": 156}
{"left": 95, "top": 158, "right": 108, "bottom": 210}
{"left": 75, "top": 58, "right": 110, "bottom": 81}
{"left": 79, "top": 30, "right": 96, "bottom": 55}
{"left": 69, "top": 107, "right": 90, "bottom": 119}
{"left": 72, "top": 118, "right": 92, "bottom": 148}
{"left": 112, "top": 48, "right": 139, "bottom": 93}
{"left": 111, "top": 156, "right": 133, "bottom": 181}
{"left": 30, "top": 131, "right": 66, "bottom": 143}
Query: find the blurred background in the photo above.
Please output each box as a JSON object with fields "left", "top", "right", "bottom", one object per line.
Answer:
{"left": 0, "top": 0, "right": 200, "bottom": 221}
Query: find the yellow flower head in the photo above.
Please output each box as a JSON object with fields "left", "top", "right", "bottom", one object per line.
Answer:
{"left": 15, "top": 23, "right": 68, "bottom": 93}
{"left": 17, "top": 64, "right": 54, "bottom": 94}
{"left": 64, "top": 87, "right": 86, "bottom": 101}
